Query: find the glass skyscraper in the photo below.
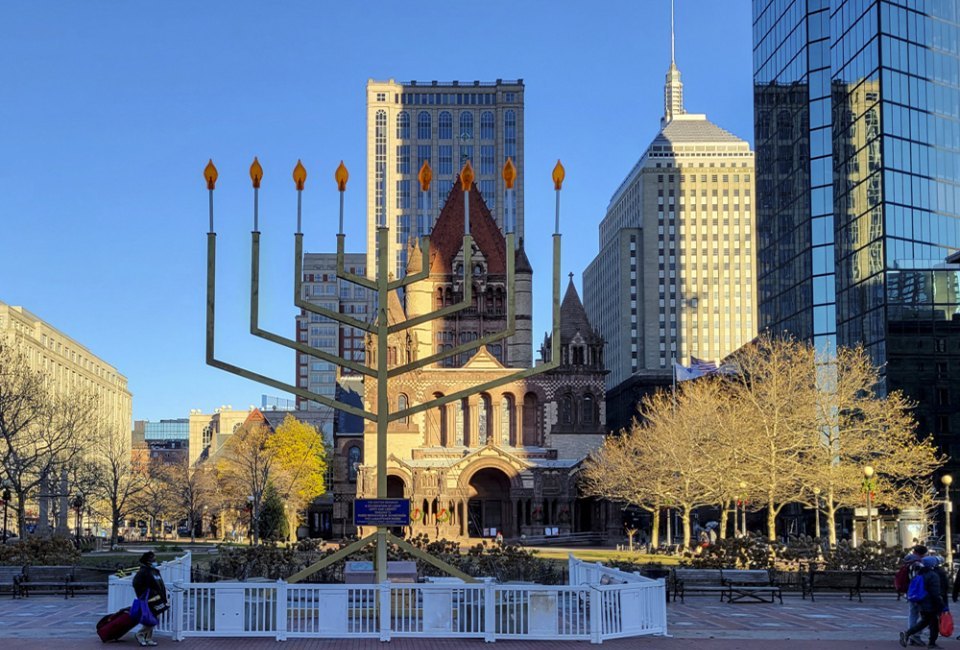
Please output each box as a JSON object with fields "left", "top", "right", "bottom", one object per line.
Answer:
{"left": 754, "top": 1, "right": 960, "bottom": 459}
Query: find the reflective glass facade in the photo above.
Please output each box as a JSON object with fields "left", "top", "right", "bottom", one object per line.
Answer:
{"left": 143, "top": 418, "right": 189, "bottom": 442}
{"left": 754, "top": 0, "right": 960, "bottom": 365}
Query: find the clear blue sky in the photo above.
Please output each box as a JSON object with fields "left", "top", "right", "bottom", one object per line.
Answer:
{"left": 0, "top": 1, "right": 753, "bottom": 421}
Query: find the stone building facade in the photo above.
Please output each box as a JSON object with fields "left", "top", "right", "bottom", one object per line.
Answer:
{"left": 350, "top": 180, "right": 615, "bottom": 541}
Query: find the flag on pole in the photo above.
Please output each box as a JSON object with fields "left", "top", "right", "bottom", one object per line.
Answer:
{"left": 673, "top": 361, "right": 701, "bottom": 382}
{"left": 690, "top": 356, "right": 718, "bottom": 375}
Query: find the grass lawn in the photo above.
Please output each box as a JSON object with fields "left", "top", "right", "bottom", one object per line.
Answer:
{"left": 529, "top": 547, "right": 682, "bottom": 565}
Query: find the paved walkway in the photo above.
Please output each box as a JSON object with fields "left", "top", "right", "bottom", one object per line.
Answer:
{"left": 0, "top": 593, "right": 931, "bottom": 647}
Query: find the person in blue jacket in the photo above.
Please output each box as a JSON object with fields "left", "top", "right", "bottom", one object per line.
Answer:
{"left": 901, "top": 556, "right": 946, "bottom": 649}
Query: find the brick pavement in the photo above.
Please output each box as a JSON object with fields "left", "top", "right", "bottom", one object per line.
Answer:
{"left": 0, "top": 593, "right": 932, "bottom": 648}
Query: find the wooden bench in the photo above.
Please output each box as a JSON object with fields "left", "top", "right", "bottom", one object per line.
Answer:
{"left": 0, "top": 566, "right": 25, "bottom": 599}
{"left": 672, "top": 569, "right": 727, "bottom": 603}
{"left": 802, "top": 570, "right": 860, "bottom": 601}
{"left": 721, "top": 569, "right": 783, "bottom": 604}
{"left": 19, "top": 566, "right": 72, "bottom": 599}
{"left": 859, "top": 570, "right": 896, "bottom": 598}
{"left": 66, "top": 567, "right": 109, "bottom": 597}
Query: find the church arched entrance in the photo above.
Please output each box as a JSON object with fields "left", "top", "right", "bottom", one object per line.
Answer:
{"left": 466, "top": 467, "right": 512, "bottom": 538}
{"left": 387, "top": 475, "right": 407, "bottom": 537}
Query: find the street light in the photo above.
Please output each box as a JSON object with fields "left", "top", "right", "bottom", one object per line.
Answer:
{"left": 72, "top": 495, "right": 84, "bottom": 545}
{"left": 943, "top": 474, "right": 953, "bottom": 570}
{"left": 1, "top": 480, "right": 12, "bottom": 544}
{"left": 246, "top": 496, "right": 255, "bottom": 546}
{"left": 812, "top": 487, "right": 822, "bottom": 541}
{"left": 738, "top": 481, "right": 747, "bottom": 537}
{"left": 863, "top": 465, "right": 875, "bottom": 543}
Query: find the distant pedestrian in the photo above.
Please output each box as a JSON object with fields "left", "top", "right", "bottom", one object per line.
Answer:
{"left": 132, "top": 551, "right": 168, "bottom": 647}
{"left": 899, "top": 545, "right": 929, "bottom": 646}
{"left": 901, "top": 555, "right": 945, "bottom": 649}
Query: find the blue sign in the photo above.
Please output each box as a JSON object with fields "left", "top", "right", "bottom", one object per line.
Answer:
{"left": 354, "top": 499, "right": 410, "bottom": 527}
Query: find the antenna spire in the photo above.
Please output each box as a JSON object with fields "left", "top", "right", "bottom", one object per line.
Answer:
{"left": 670, "top": 0, "right": 675, "bottom": 65}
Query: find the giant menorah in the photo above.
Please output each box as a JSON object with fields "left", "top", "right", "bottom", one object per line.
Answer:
{"left": 202, "top": 156, "right": 565, "bottom": 583}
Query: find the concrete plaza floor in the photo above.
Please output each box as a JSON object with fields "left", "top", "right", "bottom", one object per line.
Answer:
{"left": 0, "top": 592, "right": 932, "bottom": 648}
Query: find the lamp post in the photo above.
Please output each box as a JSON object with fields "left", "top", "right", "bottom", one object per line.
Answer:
{"left": 246, "top": 496, "right": 255, "bottom": 546}
{"left": 203, "top": 156, "right": 565, "bottom": 585}
{"left": 1, "top": 481, "right": 11, "bottom": 543}
{"left": 738, "top": 481, "right": 747, "bottom": 537}
{"left": 943, "top": 474, "right": 953, "bottom": 570}
{"left": 72, "top": 495, "right": 84, "bottom": 545}
{"left": 863, "top": 465, "right": 875, "bottom": 543}
{"left": 812, "top": 487, "right": 822, "bottom": 541}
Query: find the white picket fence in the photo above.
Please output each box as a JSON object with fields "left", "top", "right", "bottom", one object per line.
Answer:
{"left": 107, "top": 552, "right": 666, "bottom": 643}
{"left": 107, "top": 551, "right": 192, "bottom": 635}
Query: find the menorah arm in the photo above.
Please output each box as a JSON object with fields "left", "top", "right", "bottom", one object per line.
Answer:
{"left": 250, "top": 233, "right": 374, "bottom": 378}
{"left": 387, "top": 234, "right": 515, "bottom": 376}
{"left": 386, "top": 235, "right": 432, "bottom": 291}
{"left": 294, "top": 234, "right": 376, "bottom": 333}
{"left": 387, "top": 233, "right": 561, "bottom": 423}
{"left": 385, "top": 235, "right": 477, "bottom": 335}
{"left": 206, "top": 233, "right": 375, "bottom": 421}
{"left": 286, "top": 532, "right": 379, "bottom": 583}
{"left": 334, "top": 234, "right": 378, "bottom": 290}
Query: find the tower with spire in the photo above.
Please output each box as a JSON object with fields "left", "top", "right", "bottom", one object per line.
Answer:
{"left": 663, "top": 0, "right": 684, "bottom": 126}
{"left": 583, "top": 0, "right": 757, "bottom": 431}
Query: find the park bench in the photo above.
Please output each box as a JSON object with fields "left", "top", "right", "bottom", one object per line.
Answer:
{"left": 859, "top": 570, "right": 896, "bottom": 598}
{"left": 66, "top": 567, "right": 109, "bottom": 596}
{"left": 721, "top": 569, "right": 783, "bottom": 604}
{"left": 19, "top": 565, "right": 72, "bottom": 599}
{"left": 802, "top": 570, "right": 860, "bottom": 601}
{"left": 801, "top": 569, "right": 897, "bottom": 602}
{"left": 671, "top": 569, "right": 727, "bottom": 603}
{"left": 0, "top": 566, "right": 25, "bottom": 598}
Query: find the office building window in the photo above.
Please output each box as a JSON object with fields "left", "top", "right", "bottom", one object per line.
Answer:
{"left": 505, "top": 110, "right": 517, "bottom": 160}
{"left": 459, "top": 111, "right": 474, "bottom": 139}
{"left": 439, "top": 112, "right": 452, "bottom": 139}
{"left": 417, "top": 111, "right": 431, "bottom": 140}
{"left": 439, "top": 145, "right": 452, "bottom": 175}
{"left": 480, "top": 111, "right": 495, "bottom": 140}
{"left": 481, "top": 145, "right": 495, "bottom": 175}
{"left": 396, "top": 145, "right": 410, "bottom": 174}
{"left": 396, "top": 111, "right": 410, "bottom": 139}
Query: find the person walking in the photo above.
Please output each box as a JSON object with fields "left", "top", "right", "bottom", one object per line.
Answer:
{"left": 132, "top": 551, "right": 168, "bottom": 647}
{"left": 899, "top": 545, "right": 929, "bottom": 646}
{"left": 901, "top": 556, "right": 945, "bottom": 649}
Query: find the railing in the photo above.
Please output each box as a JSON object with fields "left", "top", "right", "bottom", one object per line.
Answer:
{"left": 107, "top": 553, "right": 666, "bottom": 644}
{"left": 107, "top": 551, "right": 193, "bottom": 635}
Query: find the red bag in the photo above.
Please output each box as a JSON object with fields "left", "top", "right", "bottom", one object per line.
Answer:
{"left": 96, "top": 609, "right": 137, "bottom": 643}
{"left": 940, "top": 610, "right": 954, "bottom": 637}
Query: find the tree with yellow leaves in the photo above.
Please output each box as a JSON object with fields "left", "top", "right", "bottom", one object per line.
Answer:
{"left": 267, "top": 415, "right": 327, "bottom": 540}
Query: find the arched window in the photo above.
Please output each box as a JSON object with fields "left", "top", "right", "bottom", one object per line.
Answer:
{"left": 398, "top": 393, "right": 409, "bottom": 424}
{"left": 478, "top": 394, "right": 491, "bottom": 446}
{"left": 459, "top": 112, "right": 474, "bottom": 139}
{"left": 417, "top": 111, "right": 431, "bottom": 140}
{"left": 505, "top": 110, "right": 517, "bottom": 160}
{"left": 202, "top": 426, "right": 213, "bottom": 448}
{"left": 561, "top": 394, "right": 574, "bottom": 425}
{"left": 396, "top": 111, "right": 410, "bottom": 139}
{"left": 455, "top": 399, "right": 465, "bottom": 446}
{"left": 582, "top": 394, "right": 595, "bottom": 425}
{"left": 232, "top": 422, "right": 242, "bottom": 434}
{"left": 439, "top": 112, "right": 452, "bottom": 140}
{"left": 433, "top": 392, "right": 447, "bottom": 447}
{"left": 500, "top": 394, "right": 516, "bottom": 446}
{"left": 522, "top": 393, "right": 538, "bottom": 446}
{"left": 347, "top": 445, "right": 362, "bottom": 482}
{"left": 480, "top": 111, "right": 495, "bottom": 140}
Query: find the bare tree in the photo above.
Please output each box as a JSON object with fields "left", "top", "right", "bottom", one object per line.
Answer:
{"left": 133, "top": 458, "right": 176, "bottom": 541}
{"left": 164, "top": 459, "right": 214, "bottom": 542}
{"left": 0, "top": 340, "right": 98, "bottom": 537}
{"left": 78, "top": 426, "right": 147, "bottom": 547}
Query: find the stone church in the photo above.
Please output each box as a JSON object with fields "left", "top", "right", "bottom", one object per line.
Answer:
{"left": 339, "top": 180, "right": 616, "bottom": 541}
